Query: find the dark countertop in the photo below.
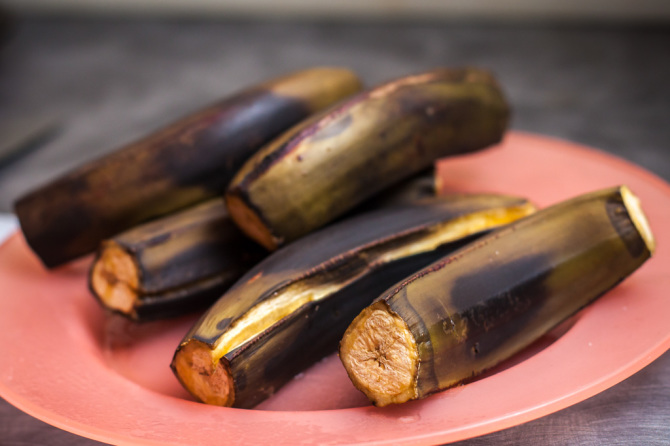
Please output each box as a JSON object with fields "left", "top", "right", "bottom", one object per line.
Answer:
{"left": 1, "top": 18, "right": 668, "bottom": 445}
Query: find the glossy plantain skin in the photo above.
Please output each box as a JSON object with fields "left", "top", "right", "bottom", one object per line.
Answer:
{"left": 89, "top": 169, "right": 437, "bottom": 322}
{"left": 339, "top": 186, "right": 655, "bottom": 407}
{"left": 226, "top": 67, "right": 510, "bottom": 251}
{"left": 14, "top": 67, "right": 362, "bottom": 268}
{"left": 171, "top": 194, "right": 535, "bottom": 408}
{"left": 89, "top": 199, "right": 267, "bottom": 321}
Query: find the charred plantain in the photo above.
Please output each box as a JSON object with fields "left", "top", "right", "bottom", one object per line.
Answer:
{"left": 339, "top": 186, "right": 655, "bottom": 407}
{"left": 89, "top": 169, "right": 438, "bottom": 322}
{"left": 15, "top": 67, "right": 362, "bottom": 268}
{"left": 171, "top": 194, "right": 535, "bottom": 408}
{"left": 226, "top": 67, "right": 509, "bottom": 250}
{"left": 89, "top": 199, "right": 266, "bottom": 321}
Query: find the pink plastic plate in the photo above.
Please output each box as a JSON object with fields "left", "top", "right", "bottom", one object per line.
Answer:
{"left": 1, "top": 132, "right": 669, "bottom": 445}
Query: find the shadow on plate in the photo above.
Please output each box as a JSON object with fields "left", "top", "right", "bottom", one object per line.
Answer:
{"left": 97, "top": 307, "right": 579, "bottom": 411}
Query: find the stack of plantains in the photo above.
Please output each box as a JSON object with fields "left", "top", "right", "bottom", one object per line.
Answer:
{"left": 14, "top": 67, "right": 655, "bottom": 408}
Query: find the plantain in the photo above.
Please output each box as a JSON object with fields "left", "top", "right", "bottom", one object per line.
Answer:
{"left": 339, "top": 186, "right": 655, "bottom": 407}
{"left": 14, "top": 67, "right": 362, "bottom": 268}
{"left": 89, "top": 169, "right": 438, "bottom": 322}
{"left": 171, "top": 194, "right": 535, "bottom": 408}
{"left": 89, "top": 199, "right": 266, "bottom": 321}
{"left": 225, "top": 67, "right": 510, "bottom": 251}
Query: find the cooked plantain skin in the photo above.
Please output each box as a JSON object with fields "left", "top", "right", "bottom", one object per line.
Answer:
{"left": 89, "top": 199, "right": 267, "bottom": 321}
{"left": 89, "top": 169, "right": 438, "bottom": 322}
{"left": 15, "top": 67, "right": 362, "bottom": 267}
{"left": 171, "top": 194, "right": 535, "bottom": 408}
{"left": 339, "top": 186, "right": 655, "bottom": 407}
{"left": 226, "top": 67, "right": 510, "bottom": 251}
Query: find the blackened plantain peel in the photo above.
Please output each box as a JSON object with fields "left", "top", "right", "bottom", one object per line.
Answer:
{"left": 339, "top": 186, "right": 655, "bottom": 407}
{"left": 16, "top": 67, "right": 362, "bottom": 267}
{"left": 226, "top": 67, "right": 510, "bottom": 251}
{"left": 172, "top": 194, "right": 535, "bottom": 408}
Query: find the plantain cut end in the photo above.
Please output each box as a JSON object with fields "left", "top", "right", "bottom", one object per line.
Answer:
{"left": 90, "top": 242, "right": 140, "bottom": 315}
{"left": 172, "top": 340, "right": 234, "bottom": 407}
{"left": 226, "top": 192, "right": 279, "bottom": 251}
{"left": 620, "top": 185, "right": 656, "bottom": 255}
{"left": 339, "top": 301, "right": 419, "bottom": 407}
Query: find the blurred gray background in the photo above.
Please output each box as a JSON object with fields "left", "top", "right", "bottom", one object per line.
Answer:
{"left": 1, "top": 3, "right": 669, "bottom": 211}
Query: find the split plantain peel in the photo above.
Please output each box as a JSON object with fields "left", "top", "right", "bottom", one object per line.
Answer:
{"left": 171, "top": 194, "right": 535, "bottom": 408}
{"left": 89, "top": 169, "right": 438, "bottom": 321}
{"left": 339, "top": 186, "right": 655, "bottom": 407}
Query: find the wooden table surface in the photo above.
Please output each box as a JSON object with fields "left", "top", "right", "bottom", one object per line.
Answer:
{"left": 0, "top": 18, "right": 668, "bottom": 445}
